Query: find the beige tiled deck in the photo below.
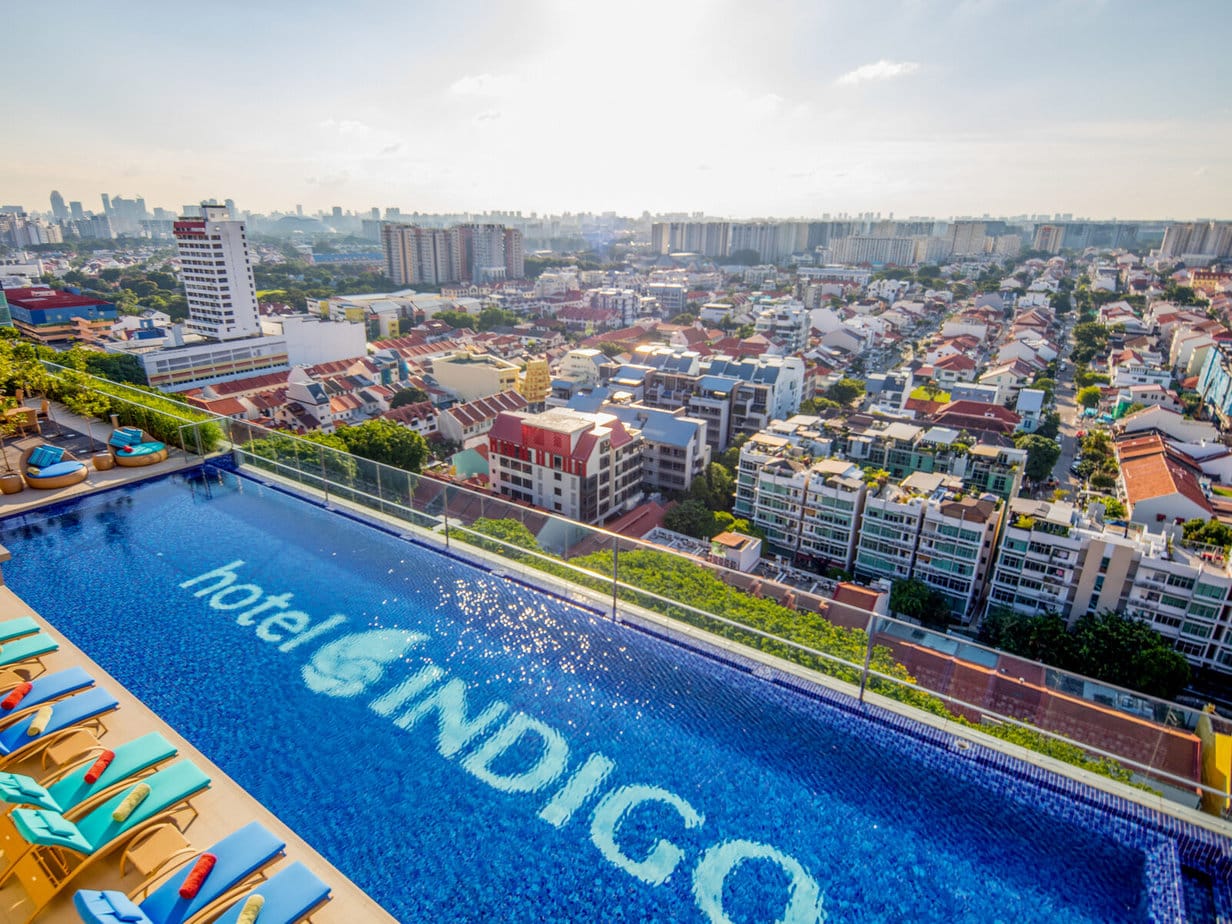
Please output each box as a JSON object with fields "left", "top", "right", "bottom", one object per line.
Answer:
{"left": 0, "top": 410, "right": 395, "bottom": 923}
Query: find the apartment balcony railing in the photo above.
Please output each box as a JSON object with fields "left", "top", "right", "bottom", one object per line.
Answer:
{"left": 30, "top": 365, "right": 1232, "bottom": 832}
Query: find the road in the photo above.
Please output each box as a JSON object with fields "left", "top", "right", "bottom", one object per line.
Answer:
{"left": 1050, "top": 320, "right": 1081, "bottom": 493}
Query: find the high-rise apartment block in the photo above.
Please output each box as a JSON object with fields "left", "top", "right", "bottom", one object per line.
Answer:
{"left": 852, "top": 472, "right": 1000, "bottom": 619}
{"left": 946, "top": 221, "right": 987, "bottom": 256}
{"left": 173, "top": 204, "right": 261, "bottom": 341}
{"left": 1159, "top": 222, "right": 1232, "bottom": 261}
{"left": 382, "top": 223, "right": 524, "bottom": 287}
{"left": 987, "top": 498, "right": 1232, "bottom": 672}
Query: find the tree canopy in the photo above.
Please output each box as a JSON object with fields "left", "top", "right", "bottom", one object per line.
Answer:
{"left": 390, "top": 386, "right": 429, "bottom": 408}
{"left": 981, "top": 609, "right": 1191, "bottom": 700}
{"left": 890, "top": 578, "right": 952, "bottom": 628}
{"left": 1076, "top": 385, "right": 1103, "bottom": 409}
{"left": 1014, "top": 433, "right": 1061, "bottom": 482}
{"left": 827, "top": 378, "right": 866, "bottom": 406}
{"left": 332, "top": 418, "right": 429, "bottom": 472}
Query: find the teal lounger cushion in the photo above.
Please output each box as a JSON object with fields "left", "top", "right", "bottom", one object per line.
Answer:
{"left": 0, "top": 633, "right": 59, "bottom": 668}
{"left": 0, "top": 617, "right": 39, "bottom": 644}
{"left": 0, "top": 773, "right": 55, "bottom": 811}
{"left": 27, "top": 446, "right": 64, "bottom": 468}
{"left": 44, "top": 731, "right": 176, "bottom": 815}
{"left": 28, "top": 460, "right": 85, "bottom": 479}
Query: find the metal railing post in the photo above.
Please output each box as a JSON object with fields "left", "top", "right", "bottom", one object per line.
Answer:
{"left": 858, "top": 612, "right": 877, "bottom": 704}
{"left": 611, "top": 537, "right": 619, "bottom": 622}
{"left": 319, "top": 447, "right": 329, "bottom": 504}
{"left": 443, "top": 487, "right": 451, "bottom": 549}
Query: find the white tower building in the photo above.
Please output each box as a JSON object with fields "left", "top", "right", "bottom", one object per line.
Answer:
{"left": 174, "top": 204, "right": 261, "bottom": 341}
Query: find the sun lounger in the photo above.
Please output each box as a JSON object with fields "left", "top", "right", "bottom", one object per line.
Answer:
{"left": 210, "top": 861, "right": 332, "bottom": 924}
{"left": 0, "top": 761, "right": 211, "bottom": 919}
{"left": 73, "top": 821, "right": 287, "bottom": 924}
{"left": 0, "top": 686, "right": 119, "bottom": 764}
{"left": 0, "top": 731, "right": 176, "bottom": 815}
{"left": 0, "top": 617, "right": 40, "bottom": 645}
{"left": 0, "top": 667, "right": 93, "bottom": 727}
{"left": 0, "top": 633, "right": 59, "bottom": 671}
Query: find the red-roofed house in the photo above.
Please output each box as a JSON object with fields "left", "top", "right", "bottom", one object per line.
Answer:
{"left": 488, "top": 406, "right": 644, "bottom": 523}
{"left": 931, "top": 400, "right": 1021, "bottom": 434}
{"left": 1118, "top": 434, "right": 1213, "bottom": 527}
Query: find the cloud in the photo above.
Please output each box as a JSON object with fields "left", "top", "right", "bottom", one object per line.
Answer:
{"left": 474, "top": 110, "right": 502, "bottom": 123}
{"left": 318, "top": 119, "right": 371, "bottom": 136}
{"left": 835, "top": 60, "right": 920, "bottom": 87}
{"left": 450, "top": 73, "right": 519, "bottom": 97}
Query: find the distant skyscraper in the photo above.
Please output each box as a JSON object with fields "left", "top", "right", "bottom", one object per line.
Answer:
{"left": 381, "top": 224, "right": 462, "bottom": 286}
{"left": 100, "top": 193, "right": 111, "bottom": 216}
{"left": 946, "top": 221, "right": 986, "bottom": 256}
{"left": 69, "top": 201, "right": 84, "bottom": 221}
{"left": 225, "top": 198, "right": 236, "bottom": 216}
{"left": 174, "top": 204, "right": 261, "bottom": 341}
{"left": 370, "top": 208, "right": 380, "bottom": 220}
{"left": 49, "top": 191, "right": 67, "bottom": 222}
{"left": 331, "top": 206, "right": 343, "bottom": 219}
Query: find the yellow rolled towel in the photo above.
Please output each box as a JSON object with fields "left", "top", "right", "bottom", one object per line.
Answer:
{"left": 111, "top": 783, "right": 151, "bottom": 822}
{"left": 236, "top": 894, "right": 264, "bottom": 924}
{"left": 26, "top": 705, "right": 53, "bottom": 737}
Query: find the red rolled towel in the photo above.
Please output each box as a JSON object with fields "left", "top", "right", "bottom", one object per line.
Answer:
{"left": 83, "top": 749, "right": 115, "bottom": 784}
{"left": 1, "top": 682, "right": 33, "bottom": 710}
{"left": 178, "top": 853, "right": 217, "bottom": 899}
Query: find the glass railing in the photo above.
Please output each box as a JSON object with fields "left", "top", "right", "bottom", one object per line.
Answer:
{"left": 33, "top": 373, "right": 1232, "bottom": 832}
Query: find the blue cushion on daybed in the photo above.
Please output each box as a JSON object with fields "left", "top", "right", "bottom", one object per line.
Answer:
{"left": 28, "top": 446, "right": 63, "bottom": 468}
{"left": 29, "top": 461, "right": 84, "bottom": 479}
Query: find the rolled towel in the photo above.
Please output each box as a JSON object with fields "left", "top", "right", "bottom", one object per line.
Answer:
{"left": 236, "top": 894, "right": 264, "bottom": 924}
{"left": 178, "top": 852, "right": 217, "bottom": 899}
{"left": 111, "top": 782, "right": 151, "bottom": 822}
{"left": 83, "top": 749, "right": 115, "bottom": 784}
{"left": 1, "top": 682, "right": 33, "bottom": 710}
{"left": 26, "top": 705, "right": 53, "bottom": 737}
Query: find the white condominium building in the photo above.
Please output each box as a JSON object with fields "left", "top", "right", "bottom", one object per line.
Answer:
{"left": 173, "top": 204, "right": 260, "bottom": 341}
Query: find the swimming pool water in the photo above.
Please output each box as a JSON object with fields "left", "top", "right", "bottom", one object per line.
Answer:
{"left": 0, "top": 469, "right": 1174, "bottom": 922}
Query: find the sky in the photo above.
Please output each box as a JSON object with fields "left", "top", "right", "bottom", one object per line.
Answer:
{"left": 5, "top": 0, "right": 1230, "bottom": 221}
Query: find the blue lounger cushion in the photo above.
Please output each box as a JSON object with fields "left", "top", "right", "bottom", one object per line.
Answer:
{"left": 211, "top": 862, "right": 331, "bottom": 924}
{"left": 0, "top": 666, "right": 93, "bottom": 721}
{"left": 0, "top": 633, "right": 59, "bottom": 669}
{"left": 73, "top": 890, "right": 146, "bottom": 924}
{"left": 0, "top": 686, "right": 117, "bottom": 757}
{"left": 11, "top": 760, "right": 210, "bottom": 855}
{"left": 0, "top": 617, "right": 40, "bottom": 645}
{"left": 28, "top": 460, "right": 85, "bottom": 479}
{"left": 74, "top": 821, "right": 286, "bottom": 924}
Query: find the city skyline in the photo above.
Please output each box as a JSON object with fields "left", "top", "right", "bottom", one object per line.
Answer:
{"left": 5, "top": 0, "right": 1230, "bottom": 220}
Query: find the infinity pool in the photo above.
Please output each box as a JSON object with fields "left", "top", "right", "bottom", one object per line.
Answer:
{"left": 0, "top": 466, "right": 1203, "bottom": 922}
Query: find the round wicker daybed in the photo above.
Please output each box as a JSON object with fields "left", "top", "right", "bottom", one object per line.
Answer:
{"left": 19, "top": 444, "right": 89, "bottom": 490}
{"left": 109, "top": 426, "right": 169, "bottom": 468}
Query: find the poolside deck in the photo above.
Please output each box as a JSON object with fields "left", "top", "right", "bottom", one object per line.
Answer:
{"left": 0, "top": 410, "right": 395, "bottom": 923}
